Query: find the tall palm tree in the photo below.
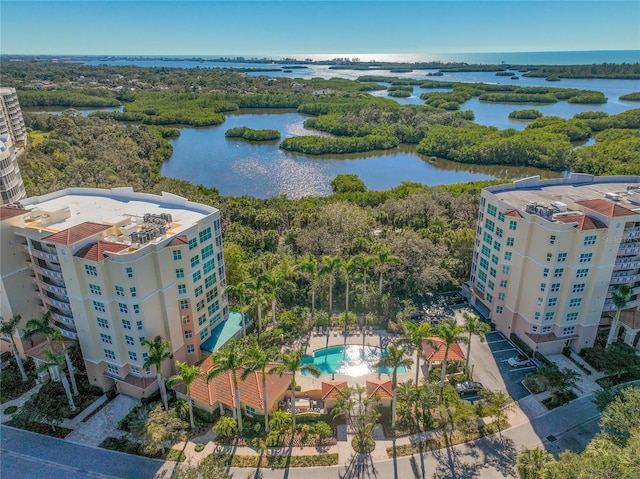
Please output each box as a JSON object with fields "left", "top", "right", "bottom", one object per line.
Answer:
{"left": 142, "top": 336, "right": 172, "bottom": 411}
{"left": 358, "top": 254, "right": 377, "bottom": 306}
{"left": 241, "top": 342, "right": 279, "bottom": 433}
{"left": 404, "top": 321, "right": 434, "bottom": 385}
{"left": 226, "top": 282, "right": 248, "bottom": 337}
{"left": 342, "top": 257, "right": 360, "bottom": 318}
{"left": 260, "top": 270, "right": 285, "bottom": 328}
{"left": 37, "top": 350, "right": 75, "bottom": 411}
{"left": 607, "top": 284, "right": 632, "bottom": 345}
{"left": 167, "top": 361, "right": 203, "bottom": 428}
{"left": 245, "top": 277, "right": 266, "bottom": 334}
{"left": 207, "top": 339, "right": 246, "bottom": 433}
{"left": 24, "top": 311, "right": 59, "bottom": 381}
{"left": 320, "top": 255, "right": 343, "bottom": 320}
{"left": 269, "top": 348, "right": 320, "bottom": 433}
{"left": 463, "top": 312, "right": 490, "bottom": 377}
{"left": 295, "top": 254, "right": 320, "bottom": 321}
{"left": 331, "top": 385, "right": 356, "bottom": 431}
{"left": 437, "top": 320, "right": 468, "bottom": 400}
{"left": 375, "top": 344, "right": 411, "bottom": 428}
{"left": 373, "top": 245, "right": 400, "bottom": 296}
{"left": 0, "top": 315, "right": 28, "bottom": 382}
{"left": 51, "top": 329, "right": 78, "bottom": 396}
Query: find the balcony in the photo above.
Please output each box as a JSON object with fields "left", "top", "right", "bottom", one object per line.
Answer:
{"left": 603, "top": 299, "right": 639, "bottom": 312}
{"left": 39, "top": 281, "right": 67, "bottom": 296}
{"left": 33, "top": 265, "right": 63, "bottom": 280}
{"left": 30, "top": 249, "right": 59, "bottom": 262}
{"left": 56, "top": 328, "right": 78, "bottom": 340}
{"left": 43, "top": 295, "right": 72, "bottom": 312}
{"left": 614, "top": 259, "right": 640, "bottom": 271}
{"left": 52, "top": 311, "right": 75, "bottom": 326}
{"left": 618, "top": 243, "right": 640, "bottom": 255}
{"left": 623, "top": 228, "right": 640, "bottom": 239}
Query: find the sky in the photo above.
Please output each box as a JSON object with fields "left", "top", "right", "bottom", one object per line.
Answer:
{"left": 1, "top": 1, "right": 639, "bottom": 57}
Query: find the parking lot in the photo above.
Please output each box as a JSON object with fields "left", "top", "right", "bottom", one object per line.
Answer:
{"left": 483, "top": 330, "right": 536, "bottom": 401}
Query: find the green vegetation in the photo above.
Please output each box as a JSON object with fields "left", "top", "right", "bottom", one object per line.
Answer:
{"left": 330, "top": 174, "right": 367, "bottom": 193}
{"left": 17, "top": 90, "right": 121, "bottom": 107}
{"left": 225, "top": 126, "right": 281, "bottom": 141}
{"left": 280, "top": 134, "right": 399, "bottom": 155}
{"left": 620, "top": 92, "right": 640, "bottom": 102}
{"left": 508, "top": 109, "right": 543, "bottom": 120}
{"left": 523, "top": 63, "right": 640, "bottom": 79}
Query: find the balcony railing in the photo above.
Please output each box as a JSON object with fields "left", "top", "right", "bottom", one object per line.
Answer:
{"left": 56, "top": 328, "right": 78, "bottom": 340}
{"left": 603, "top": 299, "right": 639, "bottom": 312}
{"left": 33, "top": 265, "right": 63, "bottom": 280}
{"left": 52, "top": 311, "right": 74, "bottom": 326}
{"left": 43, "top": 296, "right": 71, "bottom": 311}
{"left": 614, "top": 260, "right": 640, "bottom": 270}
{"left": 30, "top": 249, "right": 59, "bottom": 262}
{"left": 39, "top": 281, "right": 67, "bottom": 296}
{"left": 610, "top": 273, "right": 640, "bottom": 284}
{"left": 623, "top": 228, "right": 640, "bottom": 238}
{"left": 618, "top": 243, "right": 640, "bottom": 255}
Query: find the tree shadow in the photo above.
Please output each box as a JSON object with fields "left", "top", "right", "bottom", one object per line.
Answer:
{"left": 339, "top": 452, "right": 378, "bottom": 479}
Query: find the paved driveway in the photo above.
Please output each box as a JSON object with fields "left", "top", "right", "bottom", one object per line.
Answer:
{"left": 482, "top": 331, "right": 535, "bottom": 401}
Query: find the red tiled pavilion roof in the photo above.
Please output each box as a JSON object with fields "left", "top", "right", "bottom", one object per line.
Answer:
{"left": 576, "top": 199, "right": 637, "bottom": 217}
{"left": 43, "top": 222, "right": 110, "bottom": 245}
{"left": 366, "top": 380, "right": 393, "bottom": 400}
{"left": 321, "top": 381, "right": 348, "bottom": 401}
{"left": 423, "top": 337, "right": 466, "bottom": 363}
{"left": 554, "top": 214, "right": 607, "bottom": 230}
{"left": 74, "top": 240, "right": 128, "bottom": 261}
{"left": 167, "top": 235, "right": 188, "bottom": 247}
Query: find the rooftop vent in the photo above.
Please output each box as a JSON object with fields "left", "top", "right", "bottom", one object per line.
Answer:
{"left": 605, "top": 192, "right": 622, "bottom": 202}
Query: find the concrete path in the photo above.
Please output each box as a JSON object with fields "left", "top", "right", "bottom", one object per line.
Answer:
{"left": 0, "top": 383, "right": 43, "bottom": 424}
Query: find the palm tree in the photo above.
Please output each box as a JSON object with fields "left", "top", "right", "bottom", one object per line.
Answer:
{"left": 375, "top": 344, "right": 411, "bottom": 428}
{"left": 226, "top": 282, "right": 248, "bottom": 337}
{"left": 242, "top": 342, "right": 279, "bottom": 433}
{"left": 37, "top": 350, "right": 75, "bottom": 411}
{"left": 358, "top": 254, "right": 377, "bottom": 307}
{"left": 24, "top": 311, "right": 59, "bottom": 381}
{"left": 404, "top": 321, "right": 433, "bottom": 385}
{"left": 207, "top": 339, "right": 246, "bottom": 433}
{"left": 0, "top": 315, "right": 28, "bottom": 382}
{"left": 295, "top": 254, "right": 320, "bottom": 321}
{"left": 331, "top": 385, "right": 356, "bottom": 430}
{"left": 516, "top": 447, "right": 553, "bottom": 479}
{"left": 342, "top": 257, "right": 360, "bottom": 318}
{"left": 320, "top": 255, "right": 343, "bottom": 320}
{"left": 607, "top": 284, "right": 632, "bottom": 345}
{"left": 51, "top": 329, "right": 78, "bottom": 396}
{"left": 373, "top": 245, "right": 400, "bottom": 296}
{"left": 142, "top": 336, "right": 172, "bottom": 411}
{"left": 437, "top": 320, "right": 468, "bottom": 400}
{"left": 260, "top": 270, "right": 285, "bottom": 328}
{"left": 166, "top": 361, "right": 203, "bottom": 428}
{"left": 245, "top": 277, "right": 266, "bottom": 334}
{"left": 270, "top": 348, "right": 320, "bottom": 433}
{"left": 463, "top": 312, "right": 490, "bottom": 378}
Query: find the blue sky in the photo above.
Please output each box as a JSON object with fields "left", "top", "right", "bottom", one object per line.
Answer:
{"left": 2, "top": 1, "right": 639, "bottom": 57}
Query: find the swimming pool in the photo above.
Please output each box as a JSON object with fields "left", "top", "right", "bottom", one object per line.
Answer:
{"left": 300, "top": 345, "right": 407, "bottom": 377}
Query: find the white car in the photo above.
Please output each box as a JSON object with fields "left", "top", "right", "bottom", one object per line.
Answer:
{"left": 508, "top": 354, "right": 532, "bottom": 367}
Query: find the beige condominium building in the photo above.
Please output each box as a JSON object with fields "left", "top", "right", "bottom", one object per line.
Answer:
{"left": 0, "top": 87, "right": 27, "bottom": 204}
{"left": 0, "top": 187, "right": 230, "bottom": 398}
{"left": 468, "top": 173, "right": 640, "bottom": 355}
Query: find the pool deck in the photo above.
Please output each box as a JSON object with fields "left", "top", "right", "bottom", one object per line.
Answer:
{"left": 294, "top": 328, "right": 419, "bottom": 392}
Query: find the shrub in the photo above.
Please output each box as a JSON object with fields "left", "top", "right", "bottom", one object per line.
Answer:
{"left": 194, "top": 443, "right": 206, "bottom": 452}
{"left": 166, "top": 449, "right": 186, "bottom": 462}
{"left": 3, "top": 405, "right": 18, "bottom": 415}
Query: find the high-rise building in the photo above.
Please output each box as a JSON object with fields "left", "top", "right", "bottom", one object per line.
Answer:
{"left": 0, "top": 187, "right": 231, "bottom": 398}
{"left": 467, "top": 174, "right": 640, "bottom": 355}
{"left": 0, "top": 87, "right": 27, "bottom": 204}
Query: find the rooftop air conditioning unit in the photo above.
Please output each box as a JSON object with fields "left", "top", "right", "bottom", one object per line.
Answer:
{"left": 606, "top": 192, "right": 622, "bottom": 202}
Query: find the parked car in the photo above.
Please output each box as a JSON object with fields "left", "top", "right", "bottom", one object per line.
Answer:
{"left": 455, "top": 381, "right": 484, "bottom": 396}
{"left": 508, "top": 354, "right": 533, "bottom": 367}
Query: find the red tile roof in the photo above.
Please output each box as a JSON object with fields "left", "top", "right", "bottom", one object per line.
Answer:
{"left": 167, "top": 235, "right": 188, "bottom": 247}
{"left": 74, "top": 240, "right": 128, "bottom": 261}
{"left": 576, "top": 199, "right": 637, "bottom": 217}
{"left": 504, "top": 209, "right": 523, "bottom": 218}
{"left": 366, "top": 380, "right": 393, "bottom": 400}
{"left": 554, "top": 214, "right": 607, "bottom": 230}
{"left": 321, "top": 381, "right": 348, "bottom": 401}
{"left": 43, "top": 222, "right": 110, "bottom": 245}
{"left": 423, "top": 337, "right": 466, "bottom": 363}
{"left": 0, "top": 206, "right": 29, "bottom": 221}
{"left": 178, "top": 356, "right": 292, "bottom": 411}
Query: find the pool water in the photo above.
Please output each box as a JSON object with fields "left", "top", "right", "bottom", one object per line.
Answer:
{"left": 300, "top": 345, "right": 407, "bottom": 377}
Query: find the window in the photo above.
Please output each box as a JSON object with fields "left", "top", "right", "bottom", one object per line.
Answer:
{"left": 97, "top": 317, "right": 109, "bottom": 329}
{"left": 498, "top": 293, "right": 505, "bottom": 301}
{"left": 178, "top": 284, "right": 187, "bottom": 295}
{"left": 188, "top": 238, "right": 198, "bottom": 250}
{"left": 543, "top": 268, "right": 549, "bottom": 278}
{"left": 491, "top": 254, "right": 499, "bottom": 265}
{"left": 483, "top": 232, "right": 493, "bottom": 245}
{"left": 198, "top": 314, "right": 207, "bottom": 326}
{"left": 190, "top": 255, "right": 200, "bottom": 268}
{"left": 496, "top": 306, "right": 503, "bottom": 314}
{"left": 500, "top": 280, "right": 508, "bottom": 288}
{"left": 107, "top": 364, "right": 119, "bottom": 375}
{"left": 206, "top": 288, "right": 217, "bottom": 303}
{"left": 488, "top": 280, "right": 495, "bottom": 291}
{"left": 502, "top": 266, "right": 510, "bottom": 275}
{"left": 504, "top": 252, "right": 512, "bottom": 261}
{"left": 487, "top": 204, "right": 497, "bottom": 217}
{"left": 205, "top": 274, "right": 216, "bottom": 289}
{"left": 131, "top": 367, "right": 141, "bottom": 376}
{"left": 199, "top": 227, "right": 212, "bottom": 243}
{"left": 545, "top": 312, "right": 554, "bottom": 321}
{"left": 246, "top": 405, "right": 256, "bottom": 416}
{"left": 532, "top": 326, "right": 538, "bottom": 332}
{"left": 493, "top": 241, "right": 501, "bottom": 252}
{"left": 139, "top": 337, "right": 145, "bottom": 345}
{"left": 93, "top": 301, "right": 106, "bottom": 312}
{"left": 537, "top": 297, "right": 543, "bottom": 306}
{"left": 569, "top": 298, "right": 582, "bottom": 308}
{"left": 126, "top": 267, "right": 134, "bottom": 279}
{"left": 208, "top": 300, "right": 220, "bottom": 317}
{"left": 176, "top": 268, "right": 185, "bottom": 279}
{"left": 185, "top": 330, "right": 193, "bottom": 339}
{"left": 546, "top": 253, "right": 553, "bottom": 262}
{"left": 173, "top": 250, "right": 182, "bottom": 261}
{"left": 203, "top": 259, "right": 215, "bottom": 275}
{"left": 196, "top": 300, "right": 205, "bottom": 312}
{"left": 579, "top": 253, "right": 593, "bottom": 263}
{"left": 563, "top": 326, "right": 576, "bottom": 336}
{"left": 115, "top": 286, "right": 125, "bottom": 297}
{"left": 557, "top": 253, "right": 567, "bottom": 263}
{"left": 210, "top": 313, "right": 221, "bottom": 327}
{"left": 118, "top": 303, "right": 128, "bottom": 314}
{"left": 534, "top": 312, "right": 540, "bottom": 321}
{"left": 548, "top": 298, "right": 558, "bottom": 307}
{"left": 478, "top": 270, "right": 487, "bottom": 282}
{"left": 130, "top": 287, "right": 137, "bottom": 297}
{"left": 85, "top": 265, "right": 97, "bottom": 276}
{"left": 576, "top": 268, "right": 589, "bottom": 278}
{"left": 122, "top": 319, "right": 132, "bottom": 330}
{"left": 553, "top": 268, "right": 564, "bottom": 278}
{"left": 540, "top": 283, "right": 546, "bottom": 292}
{"left": 201, "top": 244, "right": 214, "bottom": 260}
{"left": 199, "top": 328, "right": 209, "bottom": 340}
{"left": 192, "top": 271, "right": 202, "bottom": 283}
{"left": 133, "top": 304, "right": 140, "bottom": 315}
{"left": 128, "top": 351, "right": 138, "bottom": 361}
{"left": 182, "top": 315, "right": 191, "bottom": 324}
{"left": 214, "top": 218, "right": 221, "bottom": 234}
{"left": 104, "top": 349, "right": 116, "bottom": 360}
{"left": 195, "top": 286, "right": 203, "bottom": 298}
{"left": 551, "top": 283, "right": 560, "bottom": 292}
{"left": 584, "top": 235, "right": 597, "bottom": 246}
{"left": 498, "top": 212, "right": 505, "bottom": 222}
{"left": 480, "top": 258, "right": 489, "bottom": 270}
{"left": 100, "top": 333, "right": 112, "bottom": 344}
{"left": 89, "top": 284, "right": 102, "bottom": 295}
{"left": 549, "top": 235, "right": 556, "bottom": 245}
{"left": 179, "top": 300, "right": 189, "bottom": 310}
{"left": 509, "top": 220, "right": 517, "bottom": 231}
{"left": 566, "top": 313, "right": 579, "bottom": 322}
{"left": 489, "top": 267, "right": 497, "bottom": 278}
{"left": 573, "top": 283, "right": 585, "bottom": 293}
{"left": 506, "top": 237, "right": 514, "bottom": 247}
{"left": 485, "top": 219, "right": 495, "bottom": 232}
{"left": 136, "top": 320, "right": 143, "bottom": 331}
{"left": 481, "top": 245, "right": 491, "bottom": 258}
{"left": 542, "top": 326, "right": 551, "bottom": 333}
{"left": 496, "top": 227, "right": 503, "bottom": 238}
{"left": 186, "top": 345, "right": 195, "bottom": 354}
{"left": 125, "top": 335, "right": 134, "bottom": 346}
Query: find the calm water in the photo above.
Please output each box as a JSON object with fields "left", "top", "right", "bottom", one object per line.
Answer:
{"left": 160, "top": 110, "right": 562, "bottom": 198}
{"left": 300, "top": 345, "right": 407, "bottom": 377}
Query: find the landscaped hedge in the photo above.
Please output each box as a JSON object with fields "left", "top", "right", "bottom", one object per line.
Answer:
{"left": 225, "top": 126, "right": 281, "bottom": 141}
{"left": 209, "top": 452, "right": 339, "bottom": 468}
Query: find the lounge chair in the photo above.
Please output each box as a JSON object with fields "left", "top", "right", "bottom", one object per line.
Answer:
{"left": 312, "top": 326, "right": 317, "bottom": 336}
{"left": 333, "top": 328, "right": 338, "bottom": 337}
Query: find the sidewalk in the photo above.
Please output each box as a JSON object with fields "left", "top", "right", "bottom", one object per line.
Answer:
{"left": 0, "top": 383, "right": 43, "bottom": 424}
